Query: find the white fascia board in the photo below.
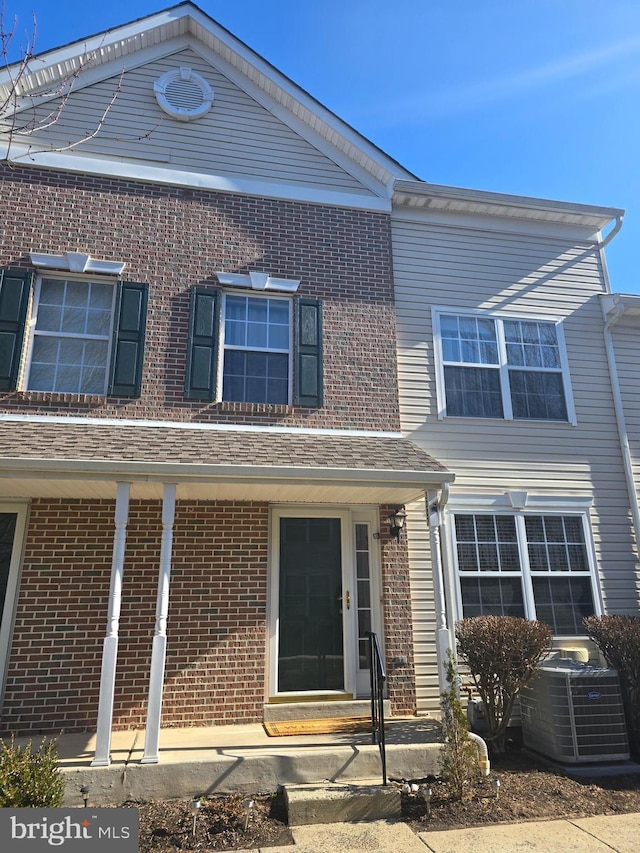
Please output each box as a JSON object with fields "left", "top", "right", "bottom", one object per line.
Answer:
{"left": 187, "top": 41, "right": 397, "bottom": 197}
{"left": 601, "top": 292, "right": 640, "bottom": 322}
{"left": 0, "top": 457, "right": 452, "bottom": 489}
{"left": 0, "top": 146, "right": 391, "bottom": 212}
{"left": 393, "top": 180, "right": 622, "bottom": 230}
{"left": 391, "top": 203, "right": 604, "bottom": 243}
{"left": 183, "top": 12, "right": 413, "bottom": 185}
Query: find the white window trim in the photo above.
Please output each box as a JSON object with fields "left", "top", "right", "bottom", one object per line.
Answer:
{"left": 217, "top": 291, "right": 293, "bottom": 405}
{"left": 443, "top": 493, "right": 602, "bottom": 639}
{"left": 432, "top": 306, "right": 577, "bottom": 425}
{"left": 0, "top": 503, "right": 28, "bottom": 709}
{"left": 22, "top": 272, "right": 118, "bottom": 395}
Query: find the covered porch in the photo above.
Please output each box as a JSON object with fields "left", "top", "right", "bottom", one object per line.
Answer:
{"left": 0, "top": 418, "right": 451, "bottom": 770}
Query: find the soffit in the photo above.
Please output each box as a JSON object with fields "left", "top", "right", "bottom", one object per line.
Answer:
{"left": 393, "top": 180, "right": 623, "bottom": 230}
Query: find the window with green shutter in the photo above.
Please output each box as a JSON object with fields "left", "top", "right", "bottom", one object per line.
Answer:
{"left": 2, "top": 268, "right": 147, "bottom": 397}
{"left": 185, "top": 288, "right": 323, "bottom": 407}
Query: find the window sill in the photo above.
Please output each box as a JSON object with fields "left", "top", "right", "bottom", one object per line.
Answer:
{"left": 12, "top": 391, "right": 107, "bottom": 406}
{"left": 215, "top": 401, "right": 296, "bottom": 415}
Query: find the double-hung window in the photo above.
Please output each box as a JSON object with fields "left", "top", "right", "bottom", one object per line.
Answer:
{"left": 0, "top": 267, "right": 147, "bottom": 397}
{"left": 452, "top": 509, "right": 597, "bottom": 635}
{"left": 28, "top": 277, "right": 116, "bottom": 394}
{"left": 222, "top": 294, "right": 290, "bottom": 405}
{"left": 434, "top": 310, "right": 574, "bottom": 422}
{"left": 185, "top": 287, "right": 322, "bottom": 407}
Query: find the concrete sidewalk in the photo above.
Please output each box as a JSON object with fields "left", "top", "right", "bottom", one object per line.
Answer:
{"left": 233, "top": 812, "right": 640, "bottom": 852}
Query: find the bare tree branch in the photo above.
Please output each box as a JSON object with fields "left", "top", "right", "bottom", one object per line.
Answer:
{"left": 0, "top": 4, "right": 159, "bottom": 163}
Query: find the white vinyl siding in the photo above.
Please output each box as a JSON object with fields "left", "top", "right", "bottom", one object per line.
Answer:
{"left": 14, "top": 48, "right": 373, "bottom": 196}
{"left": 393, "top": 211, "right": 639, "bottom": 712}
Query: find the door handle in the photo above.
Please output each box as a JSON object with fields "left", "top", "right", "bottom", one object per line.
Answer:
{"left": 337, "top": 591, "right": 351, "bottom": 610}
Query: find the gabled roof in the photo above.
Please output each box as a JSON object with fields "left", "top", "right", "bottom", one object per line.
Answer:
{"left": 0, "top": 2, "right": 415, "bottom": 196}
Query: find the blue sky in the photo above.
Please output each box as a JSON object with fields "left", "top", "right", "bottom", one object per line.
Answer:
{"left": 4, "top": 0, "right": 640, "bottom": 293}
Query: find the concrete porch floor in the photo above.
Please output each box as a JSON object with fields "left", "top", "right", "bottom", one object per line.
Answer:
{"left": 40, "top": 716, "right": 444, "bottom": 806}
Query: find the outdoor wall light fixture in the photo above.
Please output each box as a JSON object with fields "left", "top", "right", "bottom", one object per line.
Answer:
{"left": 389, "top": 508, "right": 407, "bottom": 540}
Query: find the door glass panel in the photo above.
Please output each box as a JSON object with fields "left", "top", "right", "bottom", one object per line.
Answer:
{"left": 278, "top": 517, "right": 344, "bottom": 692}
{"left": 355, "top": 523, "right": 372, "bottom": 670}
{"left": 0, "top": 514, "right": 17, "bottom": 626}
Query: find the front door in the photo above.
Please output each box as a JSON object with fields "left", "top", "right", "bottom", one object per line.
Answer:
{"left": 270, "top": 507, "right": 381, "bottom": 699}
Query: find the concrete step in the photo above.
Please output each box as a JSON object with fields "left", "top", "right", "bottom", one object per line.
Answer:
{"left": 285, "top": 779, "right": 401, "bottom": 825}
{"left": 263, "top": 699, "right": 390, "bottom": 722}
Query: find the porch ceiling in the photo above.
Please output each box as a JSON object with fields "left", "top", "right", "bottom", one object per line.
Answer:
{"left": 0, "top": 419, "right": 451, "bottom": 504}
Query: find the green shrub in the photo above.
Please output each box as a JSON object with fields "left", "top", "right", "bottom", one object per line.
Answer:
{"left": 0, "top": 735, "right": 65, "bottom": 807}
{"left": 455, "top": 615, "right": 552, "bottom": 756}
{"left": 439, "top": 650, "right": 480, "bottom": 799}
{"left": 584, "top": 614, "right": 640, "bottom": 758}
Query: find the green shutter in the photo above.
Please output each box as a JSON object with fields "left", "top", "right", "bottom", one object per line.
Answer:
{"left": 0, "top": 268, "right": 32, "bottom": 391}
{"left": 185, "top": 286, "right": 219, "bottom": 400}
{"left": 294, "top": 297, "right": 323, "bottom": 407}
{"left": 108, "top": 281, "right": 147, "bottom": 397}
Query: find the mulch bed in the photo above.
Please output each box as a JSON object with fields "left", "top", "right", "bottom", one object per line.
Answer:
{"left": 126, "top": 749, "right": 640, "bottom": 850}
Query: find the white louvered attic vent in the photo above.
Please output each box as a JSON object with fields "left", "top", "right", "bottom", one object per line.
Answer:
{"left": 154, "top": 68, "right": 213, "bottom": 122}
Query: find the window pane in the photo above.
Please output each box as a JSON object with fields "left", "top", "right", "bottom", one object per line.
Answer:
{"left": 460, "top": 577, "right": 525, "bottom": 618}
{"left": 509, "top": 370, "right": 567, "bottom": 420}
{"left": 223, "top": 351, "right": 289, "bottom": 404}
{"left": 455, "top": 514, "right": 520, "bottom": 574}
{"left": 36, "top": 305, "right": 63, "bottom": 332}
{"left": 504, "top": 320, "right": 560, "bottom": 369}
{"left": 442, "top": 315, "right": 498, "bottom": 366}
{"left": 525, "top": 515, "right": 588, "bottom": 574}
{"left": 532, "top": 577, "right": 595, "bottom": 635}
{"left": 444, "top": 366, "right": 503, "bottom": 418}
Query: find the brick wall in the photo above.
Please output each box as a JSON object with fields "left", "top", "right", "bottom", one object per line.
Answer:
{"left": 0, "top": 165, "right": 399, "bottom": 431}
{"left": 1, "top": 499, "right": 414, "bottom": 734}
{"left": 1, "top": 499, "right": 270, "bottom": 734}
{"left": 379, "top": 506, "right": 418, "bottom": 715}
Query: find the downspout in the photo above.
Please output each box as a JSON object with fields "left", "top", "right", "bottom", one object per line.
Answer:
{"left": 427, "top": 482, "right": 451, "bottom": 695}
{"left": 602, "top": 299, "right": 640, "bottom": 562}
{"left": 428, "top": 485, "right": 491, "bottom": 775}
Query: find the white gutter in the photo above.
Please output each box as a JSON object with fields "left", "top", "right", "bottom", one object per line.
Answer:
{"left": 601, "top": 298, "right": 640, "bottom": 562}
{"left": 0, "top": 456, "right": 452, "bottom": 488}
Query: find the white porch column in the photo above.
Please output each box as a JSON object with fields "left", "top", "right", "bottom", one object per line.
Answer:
{"left": 142, "top": 483, "right": 177, "bottom": 764}
{"left": 92, "top": 481, "right": 131, "bottom": 767}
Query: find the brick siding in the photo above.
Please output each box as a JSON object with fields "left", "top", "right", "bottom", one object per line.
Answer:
{"left": 0, "top": 165, "right": 400, "bottom": 431}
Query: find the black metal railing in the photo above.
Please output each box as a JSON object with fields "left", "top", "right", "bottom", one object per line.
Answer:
{"left": 366, "top": 630, "right": 387, "bottom": 785}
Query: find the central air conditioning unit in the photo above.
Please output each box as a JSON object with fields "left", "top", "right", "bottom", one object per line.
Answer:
{"left": 520, "top": 659, "right": 630, "bottom": 764}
